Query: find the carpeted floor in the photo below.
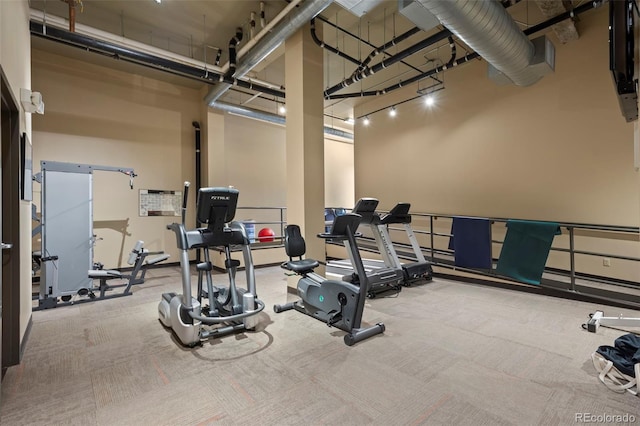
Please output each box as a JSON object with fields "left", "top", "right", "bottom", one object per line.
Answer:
{"left": 2, "top": 265, "right": 639, "bottom": 425}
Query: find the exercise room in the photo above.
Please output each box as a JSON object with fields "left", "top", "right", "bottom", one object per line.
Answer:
{"left": 0, "top": 0, "right": 639, "bottom": 424}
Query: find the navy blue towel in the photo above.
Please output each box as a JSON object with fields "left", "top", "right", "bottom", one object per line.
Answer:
{"left": 448, "top": 217, "right": 492, "bottom": 269}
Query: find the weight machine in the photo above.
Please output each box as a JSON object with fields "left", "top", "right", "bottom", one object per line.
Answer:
{"left": 86, "top": 240, "right": 170, "bottom": 299}
{"left": 34, "top": 160, "right": 138, "bottom": 309}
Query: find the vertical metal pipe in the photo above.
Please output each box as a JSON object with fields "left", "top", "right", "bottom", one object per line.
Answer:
{"left": 68, "top": 2, "right": 76, "bottom": 32}
{"left": 430, "top": 216, "right": 435, "bottom": 262}
{"left": 204, "top": 248, "right": 216, "bottom": 310}
{"left": 250, "top": 12, "right": 256, "bottom": 39}
{"left": 241, "top": 242, "right": 257, "bottom": 297}
{"left": 489, "top": 221, "right": 494, "bottom": 271}
{"left": 347, "top": 224, "right": 368, "bottom": 329}
{"left": 192, "top": 122, "right": 202, "bottom": 262}
{"left": 569, "top": 227, "right": 576, "bottom": 291}
{"left": 225, "top": 245, "right": 240, "bottom": 310}
{"left": 180, "top": 249, "right": 192, "bottom": 307}
{"left": 280, "top": 208, "right": 285, "bottom": 244}
{"left": 192, "top": 122, "right": 201, "bottom": 196}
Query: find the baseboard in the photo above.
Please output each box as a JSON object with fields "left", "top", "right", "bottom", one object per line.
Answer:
{"left": 433, "top": 272, "right": 640, "bottom": 311}
{"left": 3, "top": 315, "right": 34, "bottom": 379}
{"left": 20, "top": 315, "right": 33, "bottom": 361}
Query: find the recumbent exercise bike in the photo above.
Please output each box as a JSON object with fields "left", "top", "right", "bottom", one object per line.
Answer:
{"left": 274, "top": 213, "right": 385, "bottom": 346}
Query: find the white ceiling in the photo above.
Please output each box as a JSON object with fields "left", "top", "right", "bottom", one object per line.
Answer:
{"left": 28, "top": 0, "right": 554, "bottom": 126}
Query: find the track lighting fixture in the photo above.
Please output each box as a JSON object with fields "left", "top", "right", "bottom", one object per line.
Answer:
{"left": 389, "top": 106, "right": 397, "bottom": 117}
{"left": 425, "top": 95, "right": 435, "bottom": 106}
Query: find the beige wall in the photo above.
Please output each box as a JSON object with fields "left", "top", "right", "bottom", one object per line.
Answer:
{"left": 325, "top": 136, "right": 355, "bottom": 208}
{"left": 217, "top": 111, "right": 354, "bottom": 221}
{"left": 2, "top": 0, "right": 33, "bottom": 348}
{"left": 204, "top": 111, "right": 354, "bottom": 267}
{"left": 353, "top": 8, "right": 639, "bottom": 281}
{"left": 31, "top": 49, "right": 200, "bottom": 268}
{"left": 31, "top": 48, "right": 355, "bottom": 270}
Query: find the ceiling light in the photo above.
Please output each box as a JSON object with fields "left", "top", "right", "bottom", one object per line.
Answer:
{"left": 278, "top": 105, "right": 286, "bottom": 114}
{"left": 344, "top": 117, "right": 355, "bottom": 125}
{"left": 363, "top": 116, "right": 370, "bottom": 126}
{"left": 425, "top": 95, "right": 435, "bottom": 106}
{"left": 389, "top": 106, "right": 397, "bottom": 117}
{"left": 154, "top": 0, "right": 161, "bottom": 3}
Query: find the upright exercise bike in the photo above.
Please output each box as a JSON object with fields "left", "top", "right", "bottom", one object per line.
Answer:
{"left": 158, "top": 182, "right": 265, "bottom": 347}
{"left": 274, "top": 213, "right": 385, "bottom": 346}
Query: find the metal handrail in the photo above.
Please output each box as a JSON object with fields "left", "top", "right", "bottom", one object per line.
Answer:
{"left": 236, "top": 206, "right": 287, "bottom": 245}
{"left": 330, "top": 207, "right": 640, "bottom": 307}
{"left": 412, "top": 212, "right": 639, "bottom": 234}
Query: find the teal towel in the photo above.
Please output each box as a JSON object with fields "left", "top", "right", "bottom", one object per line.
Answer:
{"left": 496, "top": 220, "right": 561, "bottom": 285}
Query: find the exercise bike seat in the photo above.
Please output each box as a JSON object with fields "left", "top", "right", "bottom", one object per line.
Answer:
{"left": 281, "top": 258, "right": 320, "bottom": 273}
{"left": 282, "top": 224, "right": 319, "bottom": 274}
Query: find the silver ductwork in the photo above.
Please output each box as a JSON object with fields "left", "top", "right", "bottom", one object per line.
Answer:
{"left": 211, "top": 101, "right": 353, "bottom": 140}
{"left": 206, "top": 0, "right": 333, "bottom": 105}
{"left": 412, "top": 0, "right": 554, "bottom": 86}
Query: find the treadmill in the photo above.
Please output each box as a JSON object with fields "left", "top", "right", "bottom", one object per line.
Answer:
{"left": 379, "top": 203, "right": 433, "bottom": 283}
{"left": 327, "top": 198, "right": 405, "bottom": 297}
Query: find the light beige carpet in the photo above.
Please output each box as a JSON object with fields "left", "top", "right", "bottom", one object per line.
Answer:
{"left": 2, "top": 265, "right": 639, "bottom": 425}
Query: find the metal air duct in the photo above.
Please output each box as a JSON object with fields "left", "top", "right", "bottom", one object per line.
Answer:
{"left": 413, "top": 0, "right": 554, "bottom": 86}
{"left": 211, "top": 101, "right": 353, "bottom": 141}
{"left": 206, "top": 0, "right": 333, "bottom": 106}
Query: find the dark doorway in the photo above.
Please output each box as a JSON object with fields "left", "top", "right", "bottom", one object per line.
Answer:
{"left": 1, "top": 66, "right": 23, "bottom": 373}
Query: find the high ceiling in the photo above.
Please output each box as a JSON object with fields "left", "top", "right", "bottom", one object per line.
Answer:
{"left": 28, "top": 0, "right": 565, "bottom": 129}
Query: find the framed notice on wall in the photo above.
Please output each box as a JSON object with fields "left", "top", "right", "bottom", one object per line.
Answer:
{"left": 20, "top": 132, "right": 33, "bottom": 201}
{"left": 139, "top": 189, "right": 182, "bottom": 217}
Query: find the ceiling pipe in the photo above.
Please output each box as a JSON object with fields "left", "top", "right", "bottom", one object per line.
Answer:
{"left": 31, "top": 10, "right": 223, "bottom": 73}
{"left": 244, "top": 76, "right": 284, "bottom": 91}
{"left": 219, "top": 0, "right": 304, "bottom": 75}
{"left": 250, "top": 12, "right": 256, "bottom": 39}
{"left": 310, "top": 18, "right": 361, "bottom": 66}
{"left": 206, "top": 0, "right": 333, "bottom": 106}
{"left": 415, "top": 0, "right": 542, "bottom": 86}
{"left": 316, "top": 15, "right": 424, "bottom": 75}
{"left": 323, "top": 28, "right": 453, "bottom": 97}
{"left": 29, "top": 20, "right": 285, "bottom": 99}
{"left": 232, "top": 0, "right": 333, "bottom": 76}
{"left": 328, "top": 0, "right": 603, "bottom": 100}
{"left": 351, "top": 26, "right": 423, "bottom": 79}
{"left": 328, "top": 37, "right": 466, "bottom": 100}
{"left": 60, "top": 0, "right": 77, "bottom": 32}
{"left": 211, "top": 100, "right": 353, "bottom": 140}
{"left": 30, "top": 10, "right": 287, "bottom": 97}
{"left": 228, "top": 27, "right": 244, "bottom": 77}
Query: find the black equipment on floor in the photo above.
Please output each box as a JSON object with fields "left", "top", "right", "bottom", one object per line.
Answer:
{"left": 274, "top": 213, "right": 385, "bottom": 346}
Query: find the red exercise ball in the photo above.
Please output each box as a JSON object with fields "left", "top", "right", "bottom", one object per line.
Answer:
{"left": 258, "top": 227, "right": 275, "bottom": 242}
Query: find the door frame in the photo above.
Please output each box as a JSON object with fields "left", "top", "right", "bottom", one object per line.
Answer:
{"left": 1, "top": 65, "right": 23, "bottom": 370}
